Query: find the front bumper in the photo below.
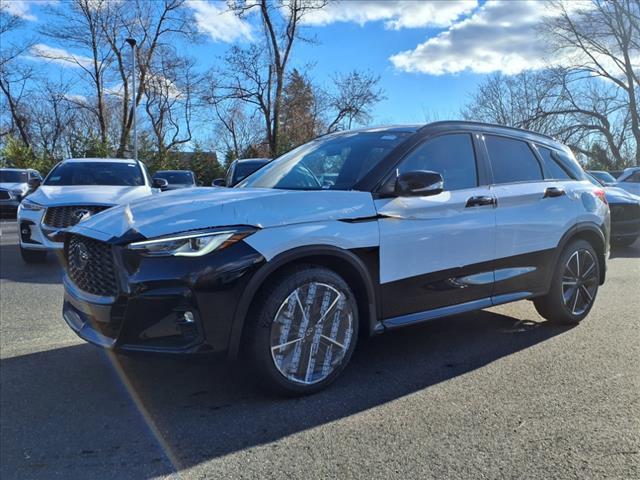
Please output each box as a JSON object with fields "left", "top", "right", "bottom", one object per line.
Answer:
{"left": 17, "top": 206, "right": 64, "bottom": 250}
{"left": 62, "top": 237, "right": 265, "bottom": 354}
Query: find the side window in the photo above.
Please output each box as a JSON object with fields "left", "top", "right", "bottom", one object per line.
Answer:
{"left": 625, "top": 172, "right": 640, "bottom": 183}
{"left": 398, "top": 133, "right": 477, "bottom": 191}
{"left": 537, "top": 146, "right": 571, "bottom": 180}
{"left": 485, "top": 135, "right": 543, "bottom": 184}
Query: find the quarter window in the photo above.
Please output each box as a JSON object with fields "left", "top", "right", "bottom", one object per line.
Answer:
{"left": 537, "top": 146, "right": 571, "bottom": 180}
{"left": 485, "top": 135, "right": 543, "bottom": 184}
{"left": 397, "top": 134, "right": 477, "bottom": 191}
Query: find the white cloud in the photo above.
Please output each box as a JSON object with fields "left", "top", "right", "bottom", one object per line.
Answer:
{"left": 186, "top": 0, "right": 252, "bottom": 43}
{"left": 0, "top": 0, "right": 58, "bottom": 21}
{"left": 303, "top": 0, "right": 477, "bottom": 29}
{"left": 390, "top": 0, "right": 592, "bottom": 75}
{"left": 28, "top": 43, "right": 94, "bottom": 68}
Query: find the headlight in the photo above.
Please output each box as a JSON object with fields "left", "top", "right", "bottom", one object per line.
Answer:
{"left": 127, "top": 227, "right": 256, "bottom": 257}
{"left": 20, "top": 199, "right": 44, "bottom": 211}
{"left": 11, "top": 188, "right": 26, "bottom": 197}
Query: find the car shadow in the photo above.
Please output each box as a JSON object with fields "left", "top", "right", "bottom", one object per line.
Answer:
{"left": 1, "top": 311, "right": 572, "bottom": 478}
{"left": 0, "top": 243, "right": 63, "bottom": 284}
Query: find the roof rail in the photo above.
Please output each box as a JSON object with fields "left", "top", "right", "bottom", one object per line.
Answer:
{"left": 422, "top": 120, "right": 557, "bottom": 142}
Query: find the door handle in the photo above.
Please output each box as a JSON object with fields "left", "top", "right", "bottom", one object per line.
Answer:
{"left": 544, "top": 186, "right": 565, "bottom": 198}
{"left": 465, "top": 195, "right": 496, "bottom": 207}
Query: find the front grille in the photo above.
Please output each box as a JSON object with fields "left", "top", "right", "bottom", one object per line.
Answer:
{"left": 44, "top": 205, "right": 111, "bottom": 228}
{"left": 0, "top": 190, "right": 10, "bottom": 200}
{"left": 610, "top": 203, "right": 640, "bottom": 222}
{"left": 67, "top": 235, "right": 118, "bottom": 297}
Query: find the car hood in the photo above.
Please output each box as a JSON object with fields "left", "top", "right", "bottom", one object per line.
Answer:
{"left": 28, "top": 185, "right": 152, "bottom": 207}
{"left": 0, "top": 182, "right": 27, "bottom": 191}
{"left": 605, "top": 186, "right": 640, "bottom": 204}
{"left": 71, "top": 187, "right": 376, "bottom": 241}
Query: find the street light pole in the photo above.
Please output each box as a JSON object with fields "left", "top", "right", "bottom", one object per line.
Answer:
{"left": 125, "top": 38, "right": 137, "bottom": 161}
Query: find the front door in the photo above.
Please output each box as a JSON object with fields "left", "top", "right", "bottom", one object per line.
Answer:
{"left": 375, "top": 133, "right": 497, "bottom": 321}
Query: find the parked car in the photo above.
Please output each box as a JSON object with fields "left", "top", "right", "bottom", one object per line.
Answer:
{"left": 585, "top": 172, "right": 640, "bottom": 247}
{"left": 61, "top": 122, "right": 609, "bottom": 395}
{"left": 608, "top": 170, "right": 624, "bottom": 179}
{"left": 0, "top": 168, "right": 42, "bottom": 215}
{"left": 18, "top": 158, "right": 164, "bottom": 263}
{"left": 587, "top": 170, "right": 618, "bottom": 186}
{"left": 614, "top": 167, "right": 640, "bottom": 196}
{"left": 212, "top": 158, "right": 270, "bottom": 187}
{"left": 153, "top": 170, "right": 197, "bottom": 190}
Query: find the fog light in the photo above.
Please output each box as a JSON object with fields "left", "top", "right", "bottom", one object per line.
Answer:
{"left": 182, "top": 311, "right": 195, "bottom": 324}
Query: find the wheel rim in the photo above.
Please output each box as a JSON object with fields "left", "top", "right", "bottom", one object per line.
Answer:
{"left": 270, "top": 282, "right": 354, "bottom": 385}
{"left": 562, "top": 249, "right": 598, "bottom": 316}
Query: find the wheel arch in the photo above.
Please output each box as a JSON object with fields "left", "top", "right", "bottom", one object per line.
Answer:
{"left": 227, "top": 245, "right": 380, "bottom": 358}
{"left": 555, "top": 222, "right": 607, "bottom": 286}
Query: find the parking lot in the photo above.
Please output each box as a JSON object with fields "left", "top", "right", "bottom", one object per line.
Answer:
{"left": 1, "top": 217, "right": 638, "bottom": 479}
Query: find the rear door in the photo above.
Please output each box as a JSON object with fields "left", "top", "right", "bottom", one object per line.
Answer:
{"left": 375, "top": 132, "right": 497, "bottom": 321}
{"left": 482, "top": 134, "right": 578, "bottom": 297}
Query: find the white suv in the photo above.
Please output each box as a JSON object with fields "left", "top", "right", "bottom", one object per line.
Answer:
{"left": 60, "top": 123, "right": 610, "bottom": 395}
{"left": 18, "top": 158, "right": 160, "bottom": 263}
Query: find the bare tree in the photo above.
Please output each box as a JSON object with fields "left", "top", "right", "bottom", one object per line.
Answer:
{"left": 143, "top": 48, "right": 199, "bottom": 157}
{"left": 543, "top": 0, "right": 640, "bottom": 164}
{"left": 40, "top": 0, "right": 114, "bottom": 147}
{"left": 325, "top": 70, "right": 385, "bottom": 133}
{"left": 0, "top": 9, "right": 35, "bottom": 149}
{"left": 224, "top": 0, "right": 328, "bottom": 156}
{"left": 101, "top": 0, "right": 199, "bottom": 157}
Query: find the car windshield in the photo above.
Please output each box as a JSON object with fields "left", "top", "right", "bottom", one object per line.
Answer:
{"left": 584, "top": 172, "right": 604, "bottom": 187}
{"left": 590, "top": 171, "right": 617, "bottom": 184}
{"left": 155, "top": 171, "right": 193, "bottom": 184}
{"left": 45, "top": 162, "right": 144, "bottom": 186}
{"left": 0, "top": 171, "right": 28, "bottom": 183}
{"left": 238, "top": 131, "right": 412, "bottom": 190}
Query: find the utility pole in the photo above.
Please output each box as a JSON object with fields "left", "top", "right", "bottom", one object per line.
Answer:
{"left": 125, "top": 38, "right": 138, "bottom": 161}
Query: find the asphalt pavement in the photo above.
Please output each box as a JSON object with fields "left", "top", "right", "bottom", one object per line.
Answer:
{"left": 1, "top": 219, "right": 638, "bottom": 479}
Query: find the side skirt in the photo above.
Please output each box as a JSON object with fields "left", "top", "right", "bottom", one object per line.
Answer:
{"left": 381, "top": 291, "right": 532, "bottom": 330}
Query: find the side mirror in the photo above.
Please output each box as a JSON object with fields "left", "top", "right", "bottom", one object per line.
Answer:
{"left": 27, "top": 177, "right": 41, "bottom": 192}
{"left": 395, "top": 170, "right": 444, "bottom": 197}
{"left": 152, "top": 177, "right": 169, "bottom": 190}
{"left": 212, "top": 178, "right": 226, "bottom": 187}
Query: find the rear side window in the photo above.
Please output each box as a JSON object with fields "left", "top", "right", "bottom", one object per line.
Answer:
{"left": 485, "top": 135, "right": 543, "bottom": 184}
{"left": 625, "top": 172, "right": 640, "bottom": 183}
{"left": 398, "top": 133, "right": 477, "bottom": 191}
{"left": 554, "top": 150, "right": 587, "bottom": 180}
{"left": 537, "top": 146, "right": 571, "bottom": 180}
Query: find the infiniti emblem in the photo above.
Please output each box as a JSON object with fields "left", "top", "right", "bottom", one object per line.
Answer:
{"left": 73, "top": 209, "right": 91, "bottom": 223}
{"left": 73, "top": 241, "right": 90, "bottom": 270}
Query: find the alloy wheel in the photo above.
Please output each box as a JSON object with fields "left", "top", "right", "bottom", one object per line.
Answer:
{"left": 561, "top": 249, "right": 598, "bottom": 316}
{"left": 270, "top": 282, "right": 354, "bottom": 385}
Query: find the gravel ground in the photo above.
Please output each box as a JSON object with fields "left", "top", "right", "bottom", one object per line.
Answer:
{"left": 1, "top": 219, "right": 638, "bottom": 479}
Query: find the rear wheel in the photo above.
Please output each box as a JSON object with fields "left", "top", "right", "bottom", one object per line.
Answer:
{"left": 534, "top": 239, "right": 600, "bottom": 324}
{"left": 20, "top": 246, "right": 47, "bottom": 263}
{"left": 246, "top": 265, "right": 358, "bottom": 396}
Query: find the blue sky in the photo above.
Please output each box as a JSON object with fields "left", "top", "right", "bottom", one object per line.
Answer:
{"left": 3, "top": 0, "right": 564, "bottom": 127}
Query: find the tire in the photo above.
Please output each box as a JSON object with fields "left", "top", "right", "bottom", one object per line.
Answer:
{"left": 534, "top": 239, "right": 600, "bottom": 324}
{"left": 246, "top": 265, "right": 359, "bottom": 396}
{"left": 611, "top": 236, "right": 637, "bottom": 248}
{"left": 20, "top": 246, "right": 47, "bottom": 263}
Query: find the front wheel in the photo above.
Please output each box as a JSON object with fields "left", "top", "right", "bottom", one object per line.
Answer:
{"left": 534, "top": 239, "right": 600, "bottom": 324}
{"left": 246, "top": 265, "right": 358, "bottom": 396}
{"left": 20, "top": 246, "right": 47, "bottom": 263}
